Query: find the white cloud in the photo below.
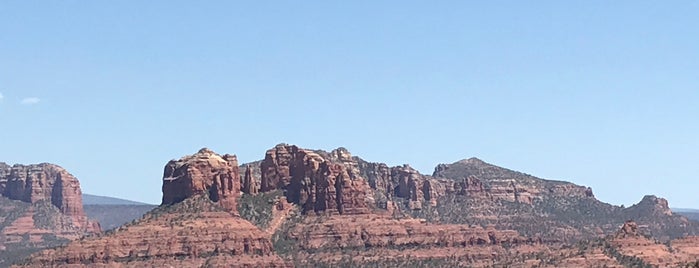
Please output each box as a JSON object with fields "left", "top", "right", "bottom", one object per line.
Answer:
{"left": 0, "top": 92, "right": 3, "bottom": 101}
{"left": 20, "top": 97, "right": 41, "bottom": 105}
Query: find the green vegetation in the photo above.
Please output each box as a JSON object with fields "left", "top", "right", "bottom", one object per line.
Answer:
{"left": 237, "top": 190, "right": 283, "bottom": 229}
{"left": 0, "top": 197, "right": 30, "bottom": 230}
{"left": 31, "top": 201, "right": 63, "bottom": 229}
{"left": 271, "top": 206, "right": 303, "bottom": 256}
{"left": 303, "top": 256, "right": 464, "bottom": 268}
{"left": 599, "top": 240, "right": 653, "bottom": 268}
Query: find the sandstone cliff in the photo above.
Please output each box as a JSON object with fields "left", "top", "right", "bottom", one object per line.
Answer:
{"left": 250, "top": 145, "right": 699, "bottom": 242}
{"left": 259, "top": 144, "right": 372, "bottom": 215}
{"left": 162, "top": 148, "right": 240, "bottom": 215}
{"left": 18, "top": 149, "right": 287, "bottom": 267}
{"left": 0, "top": 162, "right": 100, "bottom": 266}
{"left": 0, "top": 163, "right": 98, "bottom": 232}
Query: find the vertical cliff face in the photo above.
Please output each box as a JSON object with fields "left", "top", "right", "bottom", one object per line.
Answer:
{"left": 0, "top": 163, "right": 98, "bottom": 232}
{"left": 161, "top": 148, "right": 240, "bottom": 214}
{"left": 259, "top": 144, "right": 372, "bottom": 215}
{"left": 241, "top": 165, "right": 258, "bottom": 194}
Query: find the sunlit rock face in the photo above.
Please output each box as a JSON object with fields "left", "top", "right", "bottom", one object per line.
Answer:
{"left": 0, "top": 162, "right": 99, "bottom": 232}
{"left": 161, "top": 148, "right": 240, "bottom": 214}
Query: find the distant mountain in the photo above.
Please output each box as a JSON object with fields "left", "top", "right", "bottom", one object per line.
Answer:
{"left": 81, "top": 194, "right": 156, "bottom": 230}
{"left": 672, "top": 208, "right": 699, "bottom": 213}
{"left": 82, "top": 193, "right": 153, "bottom": 205}
{"left": 83, "top": 204, "right": 156, "bottom": 230}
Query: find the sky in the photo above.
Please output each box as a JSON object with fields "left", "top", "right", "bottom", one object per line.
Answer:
{"left": 1, "top": 1, "right": 698, "bottom": 207}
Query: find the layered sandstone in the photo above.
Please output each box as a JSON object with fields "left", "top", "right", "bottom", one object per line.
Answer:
{"left": 291, "top": 214, "right": 527, "bottom": 250}
{"left": 162, "top": 148, "right": 240, "bottom": 214}
{"left": 19, "top": 196, "right": 287, "bottom": 268}
{"left": 0, "top": 163, "right": 98, "bottom": 232}
{"left": 432, "top": 158, "right": 594, "bottom": 204}
{"left": 284, "top": 213, "right": 544, "bottom": 267}
{"left": 260, "top": 144, "right": 372, "bottom": 215}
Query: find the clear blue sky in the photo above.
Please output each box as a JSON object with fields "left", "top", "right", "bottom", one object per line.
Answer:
{"left": 1, "top": 1, "right": 697, "bottom": 207}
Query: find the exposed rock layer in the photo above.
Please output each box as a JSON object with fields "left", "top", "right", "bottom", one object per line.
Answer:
{"left": 18, "top": 196, "right": 288, "bottom": 268}
{"left": 0, "top": 163, "right": 98, "bottom": 232}
{"left": 161, "top": 148, "right": 240, "bottom": 214}
{"left": 260, "top": 144, "right": 372, "bottom": 215}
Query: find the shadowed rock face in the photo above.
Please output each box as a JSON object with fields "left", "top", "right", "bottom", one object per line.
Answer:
{"left": 0, "top": 163, "right": 99, "bottom": 232}
{"left": 242, "top": 165, "right": 257, "bottom": 194}
{"left": 161, "top": 148, "right": 240, "bottom": 214}
{"left": 260, "top": 144, "right": 372, "bottom": 215}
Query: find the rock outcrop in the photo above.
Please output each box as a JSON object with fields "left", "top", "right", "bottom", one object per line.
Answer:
{"left": 19, "top": 149, "right": 288, "bottom": 267}
{"left": 609, "top": 220, "right": 699, "bottom": 267}
{"left": 0, "top": 162, "right": 100, "bottom": 266}
{"left": 161, "top": 148, "right": 240, "bottom": 214}
{"left": 283, "top": 214, "right": 543, "bottom": 267}
{"left": 0, "top": 163, "right": 98, "bottom": 231}
{"left": 628, "top": 195, "right": 672, "bottom": 216}
{"left": 615, "top": 220, "right": 639, "bottom": 238}
{"left": 259, "top": 144, "right": 372, "bottom": 215}
{"left": 241, "top": 165, "right": 257, "bottom": 195}
{"left": 432, "top": 158, "right": 594, "bottom": 204}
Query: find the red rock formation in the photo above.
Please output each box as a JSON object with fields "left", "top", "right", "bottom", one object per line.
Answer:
{"left": 161, "top": 148, "right": 240, "bottom": 214}
{"left": 260, "top": 144, "right": 372, "bottom": 215}
{"left": 615, "top": 220, "right": 639, "bottom": 238}
{"left": 609, "top": 220, "right": 699, "bottom": 266}
{"left": 260, "top": 144, "right": 318, "bottom": 192}
{"left": 632, "top": 195, "right": 672, "bottom": 216}
{"left": 433, "top": 157, "right": 595, "bottom": 204}
{"left": 290, "top": 214, "right": 527, "bottom": 251}
{"left": 19, "top": 196, "right": 288, "bottom": 268}
{"left": 356, "top": 161, "right": 393, "bottom": 197}
{"left": 286, "top": 214, "right": 542, "bottom": 266}
{"left": 390, "top": 165, "right": 430, "bottom": 209}
{"left": 242, "top": 165, "right": 258, "bottom": 195}
{"left": 0, "top": 163, "right": 99, "bottom": 232}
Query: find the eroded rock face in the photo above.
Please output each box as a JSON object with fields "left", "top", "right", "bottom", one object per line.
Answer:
{"left": 432, "top": 158, "right": 594, "bottom": 204}
{"left": 161, "top": 148, "right": 240, "bottom": 214}
{"left": 259, "top": 144, "right": 372, "bottom": 215}
{"left": 291, "top": 214, "right": 527, "bottom": 251}
{"left": 616, "top": 220, "right": 639, "bottom": 238}
{"left": 286, "top": 214, "right": 541, "bottom": 266}
{"left": 633, "top": 195, "right": 672, "bottom": 216}
{"left": 0, "top": 163, "right": 98, "bottom": 232}
{"left": 241, "top": 165, "right": 258, "bottom": 195}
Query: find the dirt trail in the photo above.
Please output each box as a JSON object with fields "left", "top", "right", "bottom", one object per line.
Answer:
{"left": 264, "top": 198, "right": 293, "bottom": 237}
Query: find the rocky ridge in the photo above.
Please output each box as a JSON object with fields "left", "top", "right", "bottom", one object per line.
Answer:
{"left": 17, "top": 149, "right": 288, "bottom": 267}
{"left": 16, "top": 144, "right": 699, "bottom": 267}
{"left": 249, "top": 144, "right": 698, "bottom": 242}
{"left": 162, "top": 148, "right": 240, "bottom": 215}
